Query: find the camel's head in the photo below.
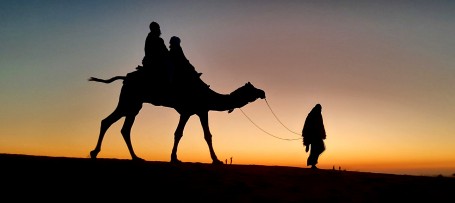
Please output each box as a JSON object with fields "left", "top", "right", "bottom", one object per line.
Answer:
{"left": 227, "top": 82, "right": 266, "bottom": 113}
{"left": 248, "top": 82, "right": 266, "bottom": 100}
{"left": 235, "top": 82, "right": 266, "bottom": 101}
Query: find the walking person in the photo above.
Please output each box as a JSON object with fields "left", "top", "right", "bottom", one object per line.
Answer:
{"left": 302, "top": 104, "right": 327, "bottom": 170}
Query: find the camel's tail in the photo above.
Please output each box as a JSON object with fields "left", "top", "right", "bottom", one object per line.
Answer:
{"left": 88, "top": 76, "right": 125, "bottom": 84}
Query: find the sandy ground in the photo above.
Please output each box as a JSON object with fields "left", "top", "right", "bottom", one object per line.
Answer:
{"left": 1, "top": 153, "right": 454, "bottom": 203}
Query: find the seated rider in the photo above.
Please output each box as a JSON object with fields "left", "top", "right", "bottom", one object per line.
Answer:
{"left": 169, "top": 36, "right": 206, "bottom": 88}
{"left": 140, "top": 21, "right": 173, "bottom": 84}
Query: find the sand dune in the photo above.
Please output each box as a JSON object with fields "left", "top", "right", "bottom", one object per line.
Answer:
{"left": 1, "top": 153, "right": 453, "bottom": 202}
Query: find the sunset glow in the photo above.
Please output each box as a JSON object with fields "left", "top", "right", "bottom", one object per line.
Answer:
{"left": 1, "top": 1, "right": 454, "bottom": 176}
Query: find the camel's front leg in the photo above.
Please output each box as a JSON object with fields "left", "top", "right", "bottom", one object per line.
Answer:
{"left": 171, "top": 114, "right": 190, "bottom": 163}
{"left": 199, "top": 112, "right": 223, "bottom": 164}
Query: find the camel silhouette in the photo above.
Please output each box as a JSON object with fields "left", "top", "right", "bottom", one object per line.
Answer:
{"left": 88, "top": 68, "right": 266, "bottom": 164}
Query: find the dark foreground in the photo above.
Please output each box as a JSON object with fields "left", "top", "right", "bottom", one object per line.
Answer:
{"left": 1, "top": 153, "right": 454, "bottom": 203}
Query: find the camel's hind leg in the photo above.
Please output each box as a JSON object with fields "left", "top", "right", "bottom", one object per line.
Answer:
{"left": 121, "top": 111, "right": 144, "bottom": 161}
{"left": 199, "top": 112, "right": 223, "bottom": 164}
{"left": 170, "top": 113, "right": 190, "bottom": 163}
{"left": 90, "top": 93, "right": 143, "bottom": 161}
{"left": 90, "top": 108, "right": 124, "bottom": 159}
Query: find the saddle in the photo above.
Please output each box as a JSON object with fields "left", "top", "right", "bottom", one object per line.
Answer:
{"left": 124, "top": 65, "right": 210, "bottom": 97}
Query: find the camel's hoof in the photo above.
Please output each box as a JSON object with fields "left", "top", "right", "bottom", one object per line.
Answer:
{"left": 132, "top": 157, "right": 145, "bottom": 162}
{"left": 89, "top": 150, "right": 99, "bottom": 160}
{"left": 170, "top": 158, "right": 182, "bottom": 164}
{"left": 212, "top": 160, "right": 224, "bottom": 165}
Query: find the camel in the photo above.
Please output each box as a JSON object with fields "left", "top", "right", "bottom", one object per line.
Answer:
{"left": 88, "top": 68, "right": 266, "bottom": 164}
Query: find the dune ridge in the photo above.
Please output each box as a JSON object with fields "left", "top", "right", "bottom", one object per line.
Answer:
{"left": 1, "top": 153, "right": 453, "bottom": 202}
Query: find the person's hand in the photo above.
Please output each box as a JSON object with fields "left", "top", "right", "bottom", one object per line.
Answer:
{"left": 305, "top": 145, "right": 309, "bottom": 152}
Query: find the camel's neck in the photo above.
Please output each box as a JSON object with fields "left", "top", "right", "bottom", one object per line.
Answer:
{"left": 208, "top": 89, "right": 257, "bottom": 112}
{"left": 146, "top": 83, "right": 261, "bottom": 114}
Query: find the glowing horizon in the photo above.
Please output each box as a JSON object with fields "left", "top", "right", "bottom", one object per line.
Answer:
{"left": 1, "top": 1, "right": 454, "bottom": 177}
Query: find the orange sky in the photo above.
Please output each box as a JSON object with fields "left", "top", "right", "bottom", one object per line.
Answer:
{"left": 1, "top": 1, "right": 454, "bottom": 176}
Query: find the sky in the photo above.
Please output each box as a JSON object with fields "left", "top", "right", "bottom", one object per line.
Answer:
{"left": 0, "top": 0, "right": 454, "bottom": 176}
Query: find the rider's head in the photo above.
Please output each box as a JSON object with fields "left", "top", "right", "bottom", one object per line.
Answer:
{"left": 149, "top": 21, "right": 161, "bottom": 36}
{"left": 314, "top": 104, "right": 322, "bottom": 112}
{"left": 170, "top": 36, "right": 181, "bottom": 47}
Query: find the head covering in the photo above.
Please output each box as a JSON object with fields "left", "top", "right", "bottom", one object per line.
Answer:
{"left": 170, "top": 36, "right": 181, "bottom": 46}
{"left": 149, "top": 21, "right": 160, "bottom": 30}
{"left": 149, "top": 21, "right": 161, "bottom": 36}
{"left": 314, "top": 104, "right": 322, "bottom": 112}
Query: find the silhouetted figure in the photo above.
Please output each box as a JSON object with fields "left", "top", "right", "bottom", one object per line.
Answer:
{"left": 168, "top": 36, "right": 208, "bottom": 92}
{"left": 141, "top": 21, "right": 173, "bottom": 83}
{"left": 88, "top": 73, "right": 266, "bottom": 163}
{"left": 169, "top": 36, "right": 201, "bottom": 79}
{"left": 230, "top": 157, "right": 232, "bottom": 165}
{"left": 88, "top": 22, "right": 266, "bottom": 164}
{"left": 225, "top": 159, "right": 228, "bottom": 164}
{"left": 302, "top": 104, "right": 326, "bottom": 170}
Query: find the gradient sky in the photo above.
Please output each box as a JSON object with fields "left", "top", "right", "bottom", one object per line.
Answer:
{"left": 1, "top": 0, "right": 454, "bottom": 176}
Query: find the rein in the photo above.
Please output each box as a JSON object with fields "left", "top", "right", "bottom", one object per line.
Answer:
{"left": 240, "top": 98, "right": 302, "bottom": 141}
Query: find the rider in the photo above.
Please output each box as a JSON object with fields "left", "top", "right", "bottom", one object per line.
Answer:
{"left": 169, "top": 36, "right": 202, "bottom": 79}
{"left": 169, "top": 36, "right": 208, "bottom": 89}
{"left": 141, "top": 21, "right": 174, "bottom": 84}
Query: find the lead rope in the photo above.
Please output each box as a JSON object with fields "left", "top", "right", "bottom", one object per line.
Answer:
{"left": 264, "top": 98, "right": 302, "bottom": 136}
{"left": 239, "top": 98, "right": 303, "bottom": 141}
{"left": 239, "top": 108, "right": 301, "bottom": 141}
